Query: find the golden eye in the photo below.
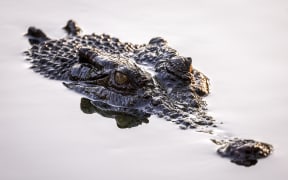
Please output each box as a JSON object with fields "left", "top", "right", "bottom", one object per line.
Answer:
{"left": 115, "top": 72, "right": 128, "bottom": 85}
{"left": 189, "top": 64, "right": 193, "bottom": 73}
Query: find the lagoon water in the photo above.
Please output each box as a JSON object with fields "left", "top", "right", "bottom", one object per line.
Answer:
{"left": 0, "top": 0, "right": 288, "bottom": 179}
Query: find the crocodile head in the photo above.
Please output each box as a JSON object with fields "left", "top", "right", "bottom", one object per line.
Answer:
{"left": 64, "top": 48, "right": 154, "bottom": 112}
{"left": 133, "top": 38, "right": 210, "bottom": 111}
{"left": 154, "top": 53, "right": 210, "bottom": 107}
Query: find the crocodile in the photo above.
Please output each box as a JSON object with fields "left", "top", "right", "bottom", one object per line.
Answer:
{"left": 23, "top": 20, "right": 273, "bottom": 167}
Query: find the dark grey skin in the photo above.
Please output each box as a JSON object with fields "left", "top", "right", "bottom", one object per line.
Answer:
{"left": 24, "top": 20, "right": 273, "bottom": 166}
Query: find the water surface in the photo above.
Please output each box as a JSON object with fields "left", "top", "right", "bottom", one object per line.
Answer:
{"left": 0, "top": 0, "right": 287, "bottom": 179}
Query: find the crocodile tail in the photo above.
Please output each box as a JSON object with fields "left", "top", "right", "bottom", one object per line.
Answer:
{"left": 63, "top": 20, "right": 82, "bottom": 36}
{"left": 24, "top": 27, "right": 50, "bottom": 45}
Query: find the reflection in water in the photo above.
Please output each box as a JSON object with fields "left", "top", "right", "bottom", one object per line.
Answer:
{"left": 80, "top": 98, "right": 149, "bottom": 129}
{"left": 81, "top": 96, "right": 273, "bottom": 166}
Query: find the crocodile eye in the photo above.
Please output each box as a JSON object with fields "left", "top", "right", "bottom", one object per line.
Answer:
{"left": 189, "top": 64, "right": 193, "bottom": 73}
{"left": 115, "top": 72, "right": 128, "bottom": 85}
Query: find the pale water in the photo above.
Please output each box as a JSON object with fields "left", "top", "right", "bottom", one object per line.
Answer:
{"left": 0, "top": 0, "right": 287, "bottom": 179}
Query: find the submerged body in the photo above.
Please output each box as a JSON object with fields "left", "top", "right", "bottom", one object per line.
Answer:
{"left": 24, "top": 20, "right": 273, "bottom": 166}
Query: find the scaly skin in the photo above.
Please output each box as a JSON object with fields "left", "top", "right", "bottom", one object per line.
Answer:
{"left": 24, "top": 20, "right": 273, "bottom": 166}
